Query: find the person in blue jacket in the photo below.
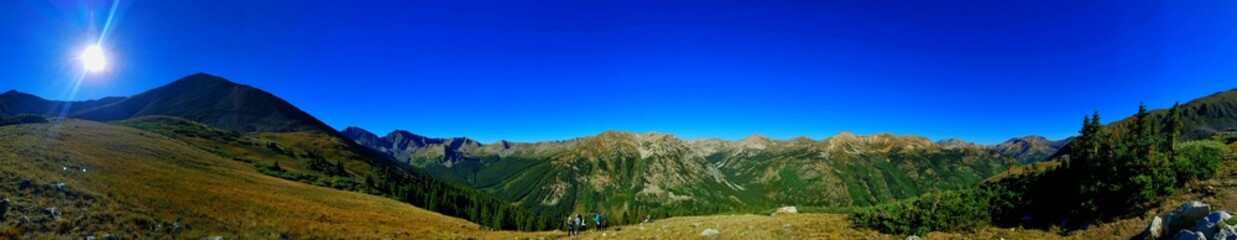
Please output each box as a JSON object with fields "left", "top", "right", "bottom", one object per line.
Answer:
{"left": 594, "top": 212, "right": 605, "bottom": 231}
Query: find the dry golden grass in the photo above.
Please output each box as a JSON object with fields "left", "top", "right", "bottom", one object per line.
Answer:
{"left": 0, "top": 120, "right": 561, "bottom": 239}
{"left": 559, "top": 211, "right": 1152, "bottom": 240}
{"left": 567, "top": 213, "right": 886, "bottom": 240}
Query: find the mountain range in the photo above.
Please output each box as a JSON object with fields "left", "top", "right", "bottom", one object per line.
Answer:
{"left": 3, "top": 73, "right": 1234, "bottom": 237}
{"left": 342, "top": 127, "right": 1031, "bottom": 222}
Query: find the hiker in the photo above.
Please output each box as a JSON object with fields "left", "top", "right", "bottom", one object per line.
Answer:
{"left": 576, "top": 214, "right": 585, "bottom": 233}
{"left": 594, "top": 212, "right": 605, "bottom": 231}
{"left": 566, "top": 216, "right": 576, "bottom": 236}
{"left": 643, "top": 214, "right": 652, "bottom": 224}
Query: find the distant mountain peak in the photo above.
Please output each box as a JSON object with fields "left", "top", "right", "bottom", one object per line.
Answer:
{"left": 789, "top": 136, "right": 814, "bottom": 142}
{"left": 0, "top": 89, "right": 36, "bottom": 98}
{"left": 738, "top": 133, "right": 773, "bottom": 143}
{"left": 994, "top": 135, "right": 1069, "bottom": 163}
{"left": 833, "top": 131, "right": 859, "bottom": 138}
{"left": 935, "top": 138, "right": 978, "bottom": 150}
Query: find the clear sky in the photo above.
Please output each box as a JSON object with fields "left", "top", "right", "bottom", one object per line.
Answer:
{"left": 1, "top": 1, "right": 1235, "bottom": 144}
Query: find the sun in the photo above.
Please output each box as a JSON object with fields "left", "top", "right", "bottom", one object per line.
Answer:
{"left": 81, "top": 44, "right": 107, "bottom": 72}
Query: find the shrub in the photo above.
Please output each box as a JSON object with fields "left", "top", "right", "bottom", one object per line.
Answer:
{"left": 0, "top": 114, "right": 47, "bottom": 126}
{"left": 849, "top": 189, "right": 991, "bottom": 235}
{"left": 1173, "top": 140, "right": 1228, "bottom": 183}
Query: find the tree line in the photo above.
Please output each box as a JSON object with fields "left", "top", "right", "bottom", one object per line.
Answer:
{"left": 851, "top": 102, "right": 1231, "bottom": 235}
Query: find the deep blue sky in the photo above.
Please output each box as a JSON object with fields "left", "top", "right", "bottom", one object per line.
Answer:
{"left": 2, "top": 1, "right": 1235, "bottom": 144}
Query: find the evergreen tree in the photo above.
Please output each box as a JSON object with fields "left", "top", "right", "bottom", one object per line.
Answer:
{"left": 1166, "top": 102, "right": 1183, "bottom": 154}
{"left": 334, "top": 159, "right": 346, "bottom": 176}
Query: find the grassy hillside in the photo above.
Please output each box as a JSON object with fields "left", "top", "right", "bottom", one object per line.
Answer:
{"left": 0, "top": 119, "right": 558, "bottom": 238}
{"left": 109, "top": 116, "right": 558, "bottom": 231}
{"left": 0, "top": 90, "right": 123, "bottom": 118}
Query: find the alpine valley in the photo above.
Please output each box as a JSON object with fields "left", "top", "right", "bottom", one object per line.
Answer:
{"left": 2, "top": 73, "right": 1236, "bottom": 239}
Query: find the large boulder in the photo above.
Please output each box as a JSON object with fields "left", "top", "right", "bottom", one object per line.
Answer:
{"left": 1192, "top": 211, "right": 1233, "bottom": 237}
{"left": 775, "top": 206, "right": 798, "bottom": 215}
{"left": 1141, "top": 216, "right": 1163, "bottom": 240}
{"left": 701, "top": 228, "right": 720, "bottom": 237}
{"left": 1176, "top": 229, "right": 1206, "bottom": 240}
{"left": 1165, "top": 201, "right": 1213, "bottom": 235}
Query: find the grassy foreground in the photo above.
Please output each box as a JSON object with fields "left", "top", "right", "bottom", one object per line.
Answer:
{"left": 0, "top": 119, "right": 559, "bottom": 239}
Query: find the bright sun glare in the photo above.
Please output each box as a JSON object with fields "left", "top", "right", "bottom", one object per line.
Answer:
{"left": 81, "top": 44, "right": 107, "bottom": 72}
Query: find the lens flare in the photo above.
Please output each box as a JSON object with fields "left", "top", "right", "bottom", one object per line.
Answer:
{"left": 81, "top": 45, "right": 107, "bottom": 72}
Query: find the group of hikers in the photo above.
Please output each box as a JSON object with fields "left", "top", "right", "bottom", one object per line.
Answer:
{"left": 565, "top": 212, "right": 606, "bottom": 236}
{"left": 565, "top": 212, "right": 655, "bottom": 236}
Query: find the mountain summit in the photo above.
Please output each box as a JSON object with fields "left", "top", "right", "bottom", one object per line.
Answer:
{"left": 1, "top": 73, "right": 336, "bottom": 134}
{"left": 73, "top": 73, "right": 336, "bottom": 133}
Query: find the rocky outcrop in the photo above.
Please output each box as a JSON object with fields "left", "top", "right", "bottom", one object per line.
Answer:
{"left": 1164, "top": 202, "right": 1214, "bottom": 237}
{"left": 1140, "top": 201, "right": 1237, "bottom": 240}
{"left": 1192, "top": 211, "right": 1233, "bottom": 237}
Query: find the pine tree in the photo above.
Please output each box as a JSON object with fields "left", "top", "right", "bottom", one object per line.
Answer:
{"left": 334, "top": 159, "right": 346, "bottom": 176}
{"left": 1166, "top": 102, "right": 1183, "bottom": 154}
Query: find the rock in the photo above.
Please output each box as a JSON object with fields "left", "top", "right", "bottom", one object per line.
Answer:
{"left": 701, "top": 228, "right": 720, "bottom": 237}
{"left": 1176, "top": 229, "right": 1206, "bottom": 240}
{"left": 905, "top": 235, "right": 921, "bottom": 240}
{"left": 1165, "top": 201, "right": 1213, "bottom": 235}
{"left": 1142, "top": 216, "right": 1163, "bottom": 240}
{"left": 44, "top": 207, "right": 61, "bottom": 219}
{"left": 783, "top": 224, "right": 793, "bottom": 231}
{"left": 86, "top": 237, "right": 96, "bottom": 240}
{"left": 51, "top": 182, "right": 67, "bottom": 192}
{"left": 201, "top": 236, "right": 225, "bottom": 240}
{"left": 1216, "top": 225, "right": 1237, "bottom": 240}
{"left": 101, "top": 234, "right": 117, "bottom": 240}
{"left": 17, "top": 180, "right": 32, "bottom": 190}
{"left": 775, "top": 206, "right": 798, "bottom": 215}
{"left": 1192, "top": 211, "right": 1233, "bottom": 237}
{"left": 691, "top": 222, "right": 702, "bottom": 228}
{"left": 1, "top": 198, "right": 9, "bottom": 219}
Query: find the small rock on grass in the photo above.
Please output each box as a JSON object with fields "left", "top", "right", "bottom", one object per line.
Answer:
{"left": 701, "top": 228, "right": 720, "bottom": 237}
